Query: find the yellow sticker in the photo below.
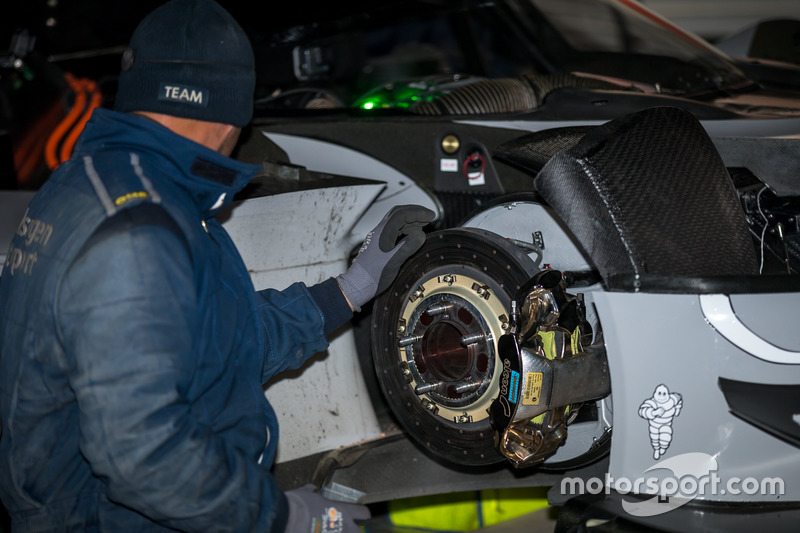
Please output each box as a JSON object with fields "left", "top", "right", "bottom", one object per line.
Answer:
{"left": 523, "top": 372, "right": 543, "bottom": 405}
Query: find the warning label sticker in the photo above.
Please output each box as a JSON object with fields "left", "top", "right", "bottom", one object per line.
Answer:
{"left": 523, "top": 372, "right": 543, "bottom": 406}
{"left": 440, "top": 158, "right": 458, "bottom": 172}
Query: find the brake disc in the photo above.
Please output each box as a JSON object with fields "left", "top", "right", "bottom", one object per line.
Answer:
{"left": 371, "top": 227, "right": 538, "bottom": 465}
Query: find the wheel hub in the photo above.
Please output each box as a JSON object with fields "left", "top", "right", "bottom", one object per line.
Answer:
{"left": 400, "top": 277, "right": 506, "bottom": 419}
{"left": 371, "top": 228, "right": 538, "bottom": 465}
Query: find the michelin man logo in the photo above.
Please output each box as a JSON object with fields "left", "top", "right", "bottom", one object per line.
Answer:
{"left": 638, "top": 384, "right": 683, "bottom": 459}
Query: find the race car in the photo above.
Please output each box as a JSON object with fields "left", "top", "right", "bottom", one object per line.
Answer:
{"left": 2, "top": 1, "right": 800, "bottom": 530}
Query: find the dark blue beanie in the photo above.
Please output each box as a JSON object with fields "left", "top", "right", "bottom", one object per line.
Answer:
{"left": 115, "top": 0, "right": 255, "bottom": 127}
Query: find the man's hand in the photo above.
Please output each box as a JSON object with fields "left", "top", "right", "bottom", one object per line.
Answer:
{"left": 336, "top": 204, "right": 435, "bottom": 311}
{"left": 284, "top": 484, "right": 370, "bottom": 533}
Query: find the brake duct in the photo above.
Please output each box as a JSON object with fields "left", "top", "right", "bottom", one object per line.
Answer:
{"left": 489, "top": 270, "right": 610, "bottom": 468}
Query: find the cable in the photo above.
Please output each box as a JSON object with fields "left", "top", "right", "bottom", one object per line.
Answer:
{"left": 59, "top": 78, "right": 101, "bottom": 163}
{"left": 44, "top": 73, "right": 102, "bottom": 170}
{"left": 45, "top": 73, "right": 85, "bottom": 170}
{"left": 756, "top": 186, "right": 768, "bottom": 274}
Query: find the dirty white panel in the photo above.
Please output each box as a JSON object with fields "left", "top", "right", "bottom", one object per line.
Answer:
{"left": 221, "top": 183, "right": 387, "bottom": 463}
{"left": 260, "top": 132, "right": 441, "bottom": 240}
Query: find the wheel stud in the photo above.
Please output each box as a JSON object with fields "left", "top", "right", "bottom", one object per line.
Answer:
{"left": 425, "top": 303, "right": 451, "bottom": 316}
{"left": 415, "top": 382, "right": 442, "bottom": 395}
{"left": 455, "top": 381, "right": 483, "bottom": 393}
{"left": 398, "top": 334, "right": 422, "bottom": 347}
{"left": 460, "top": 333, "right": 486, "bottom": 346}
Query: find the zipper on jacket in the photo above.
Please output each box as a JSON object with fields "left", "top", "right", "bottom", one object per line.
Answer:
{"left": 201, "top": 219, "right": 219, "bottom": 245}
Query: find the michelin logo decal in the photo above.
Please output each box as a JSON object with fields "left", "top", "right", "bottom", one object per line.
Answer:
{"left": 638, "top": 384, "right": 682, "bottom": 460}
{"left": 159, "top": 83, "right": 209, "bottom": 107}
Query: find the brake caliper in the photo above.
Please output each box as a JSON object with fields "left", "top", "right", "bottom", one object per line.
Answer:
{"left": 489, "top": 270, "right": 609, "bottom": 468}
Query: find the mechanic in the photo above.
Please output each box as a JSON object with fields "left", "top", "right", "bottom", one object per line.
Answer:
{"left": 0, "top": 0, "right": 434, "bottom": 531}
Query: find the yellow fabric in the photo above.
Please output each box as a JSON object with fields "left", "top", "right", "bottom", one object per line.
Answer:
{"left": 387, "top": 487, "right": 550, "bottom": 531}
{"left": 571, "top": 326, "right": 582, "bottom": 356}
{"left": 481, "top": 487, "right": 550, "bottom": 526}
{"left": 388, "top": 491, "right": 481, "bottom": 531}
{"left": 538, "top": 330, "right": 557, "bottom": 359}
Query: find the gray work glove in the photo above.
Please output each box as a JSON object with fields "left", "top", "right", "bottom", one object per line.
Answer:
{"left": 284, "top": 484, "right": 370, "bottom": 533}
{"left": 336, "top": 204, "right": 435, "bottom": 311}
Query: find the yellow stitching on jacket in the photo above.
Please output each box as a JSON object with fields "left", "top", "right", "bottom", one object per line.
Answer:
{"left": 114, "top": 191, "right": 149, "bottom": 206}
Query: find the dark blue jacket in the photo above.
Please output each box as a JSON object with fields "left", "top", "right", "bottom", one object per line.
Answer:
{"left": 0, "top": 109, "right": 352, "bottom": 531}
